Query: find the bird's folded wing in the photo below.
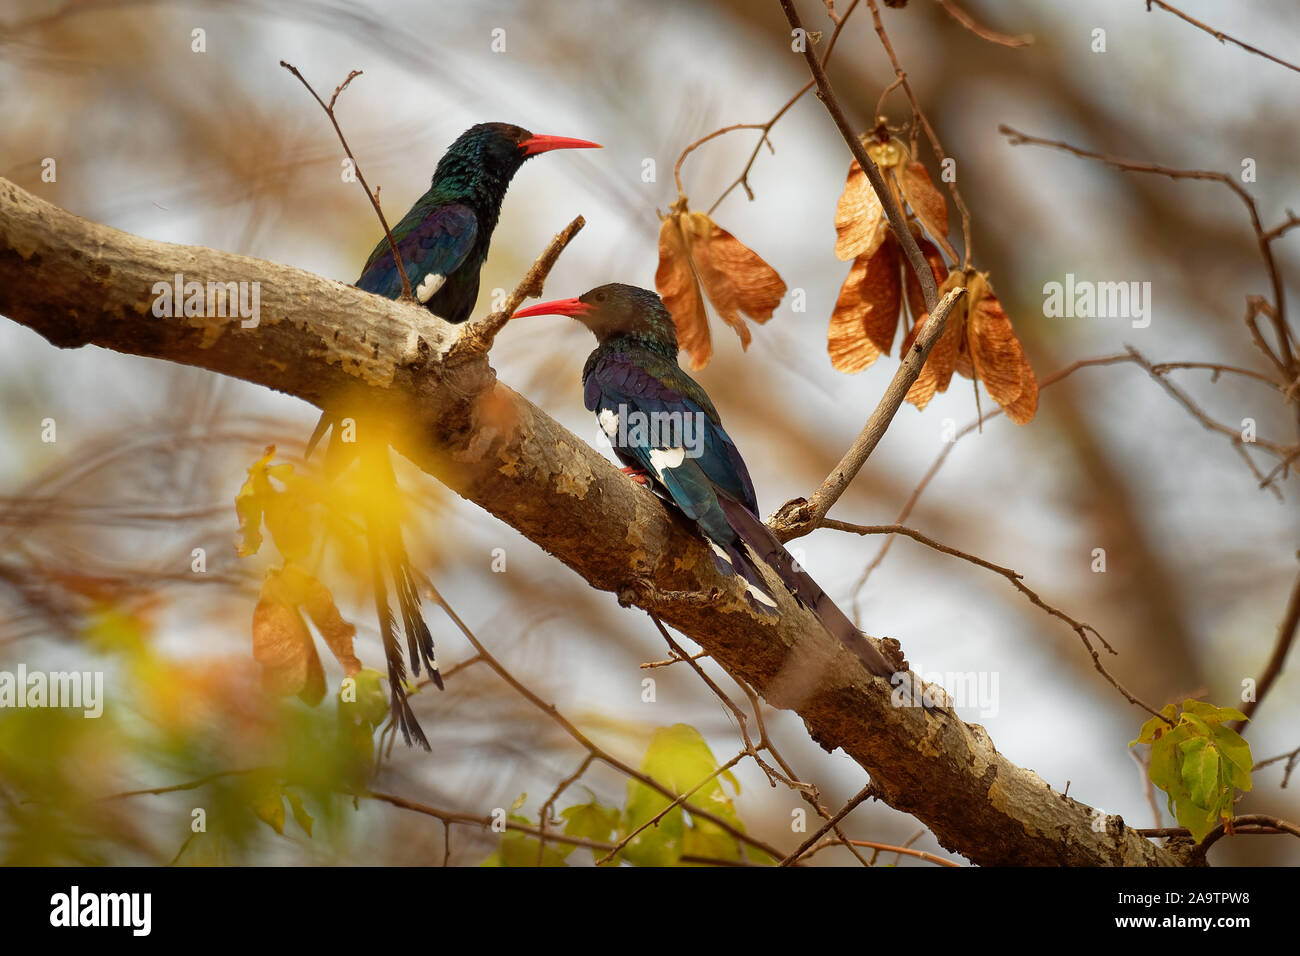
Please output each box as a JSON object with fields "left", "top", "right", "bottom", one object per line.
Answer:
{"left": 355, "top": 202, "right": 478, "bottom": 302}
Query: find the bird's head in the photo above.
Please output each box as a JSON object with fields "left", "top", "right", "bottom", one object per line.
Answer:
{"left": 437, "top": 122, "right": 600, "bottom": 188}
{"left": 512, "top": 283, "right": 679, "bottom": 352}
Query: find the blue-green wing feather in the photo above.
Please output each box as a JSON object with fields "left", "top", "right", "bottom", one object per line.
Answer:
{"left": 356, "top": 202, "right": 478, "bottom": 307}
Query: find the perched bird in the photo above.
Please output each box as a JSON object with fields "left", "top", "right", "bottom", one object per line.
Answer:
{"left": 314, "top": 123, "right": 599, "bottom": 748}
{"left": 512, "top": 283, "right": 897, "bottom": 679}
{"left": 309, "top": 122, "right": 600, "bottom": 454}
{"left": 353, "top": 122, "right": 600, "bottom": 320}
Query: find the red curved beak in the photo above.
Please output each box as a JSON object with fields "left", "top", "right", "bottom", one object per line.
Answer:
{"left": 511, "top": 297, "right": 592, "bottom": 319}
{"left": 518, "top": 134, "right": 602, "bottom": 156}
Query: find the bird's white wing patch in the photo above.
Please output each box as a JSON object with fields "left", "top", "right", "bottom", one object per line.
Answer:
{"left": 598, "top": 408, "right": 620, "bottom": 437}
{"left": 647, "top": 446, "right": 686, "bottom": 477}
{"left": 415, "top": 272, "right": 446, "bottom": 304}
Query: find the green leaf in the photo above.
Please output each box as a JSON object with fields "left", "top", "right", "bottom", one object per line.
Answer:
{"left": 622, "top": 724, "right": 743, "bottom": 867}
{"left": 248, "top": 785, "right": 286, "bottom": 835}
{"left": 1174, "top": 797, "right": 1220, "bottom": 843}
{"left": 561, "top": 800, "right": 620, "bottom": 857}
{"left": 1135, "top": 699, "right": 1254, "bottom": 836}
{"left": 1209, "top": 724, "right": 1253, "bottom": 778}
{"left": 1178, "top": 736, "right": 1219, "bottom": 809}
{"left": 1130, "top": 703, "right": 1179, "bottom": 746}
{"left": 1182, "top": 699, "right": 1248, "bottom": 725}
{"left": 285, "top": 789, "right": 314, "bottom": 838}
{"left": 495, "top": 815, "right": 571, "bottom": 867}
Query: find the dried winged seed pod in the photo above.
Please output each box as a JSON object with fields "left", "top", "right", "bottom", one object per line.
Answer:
{"left": 895, "top": 159, "right": 950, "bottom": 246}
{"left": 252, "top": 574, "right": 325, "bottom": 704}
{"left": 903, "top": 271, "right": 965, "bottom": 411}
{"left": 833, "top": 139, "right": 904, "bottom": 262}
{"left": 964, "top": 272, "right": 1039, "bottom": 424}
{"left": 656, "top": 214, "right": 710, "bottom": 368}
{"left": 655, "top": 207, "right": 786, "bottom": 371}
{"left": 828, "top": 225, "right": 903, "bottom": 372}
{"left": 835, "top": 161, "right": 887, "bottom": 262}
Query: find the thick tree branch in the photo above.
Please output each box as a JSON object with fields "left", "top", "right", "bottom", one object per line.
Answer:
{"left": 0, "top": 178, "right": 1181, "bottom": 866}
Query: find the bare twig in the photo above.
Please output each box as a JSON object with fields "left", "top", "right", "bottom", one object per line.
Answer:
{"left": 999, "top": 125, "right": 1294, "bottom": 375}
{"left": 809, "top": 837, "right": 961, "bottom": 866}
{"left": 1256, "top": 744, "right": 1300, "bottom": 788}
{"left": 418, "top": 578, "right": 785, "bottom": 861}
{"left": 850, "top": 352, "right": 1297, "bottom": 611}
{"left": 1231, "top": 561, "right": 1300, "bottom": 732}
{"left": 936, "top": 0, "right": 1032, "bottom": 48}
{"left": 781, "top": 0, "right": 940, "bottom": 312}
{"left": 451, "top": 215, "right": 586, "bottom": 357}
{"left": 769, "top": 286, "right": 965, "bottom": 540}
{"left": 1143, "top": 0, "right": 1300, "bottom": 76}
{"left": 823, "top": 520, "right": 1175, "bottom": 722}
{"left": 280, "top": 62, "right": 412, "bottom": 301}
{"left": 672, "top": 0, "right": 861, "bottom": 214}
{"left": 778, "top": 782, "right": 876, "bottom": 866}
{"left": 865, "top": 0, "right": 975, "bottom": 267}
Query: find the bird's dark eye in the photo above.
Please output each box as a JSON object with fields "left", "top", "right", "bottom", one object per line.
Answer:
{"left": 594, "top": 292, "right": 606, "bottom": 303}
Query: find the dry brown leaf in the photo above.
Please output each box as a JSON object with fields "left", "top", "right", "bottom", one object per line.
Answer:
{"left": 685, "top": 211, "right": 786, "bottom": 351}
{"left": 967, "top": 273, "right": 1037, "bottom": 423}
{"left": 903, "top": 272, "right": 966, "bottom": 410}
{"left": 252, "top": 574, "right": 324, "bottom": 704}
{"left": 286, "top": 564, "right": 361, "bottom": 677}
{"left": 655, "top": 214, "right": 710, "bottom": 369}
{"left": 896, "top": 160, "right": 950, "bottom": 244}
{"left": 828, "top": 229, "right": 902, "bottom": 371}
{"left": 1003, "top": 360, "right": 1039, "bottom": 425}
{"left": 834, "top": 161, "right": 886, "bottom": 261}
{"left": 828, "top": 256, "right": 883, "bottom": 373}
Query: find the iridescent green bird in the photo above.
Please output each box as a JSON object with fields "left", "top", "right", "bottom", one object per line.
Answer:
{"left": 314, "top": 122, "right": 598, "bottom": 748}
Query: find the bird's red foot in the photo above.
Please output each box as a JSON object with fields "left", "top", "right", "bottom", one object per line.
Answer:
{"left": 620, "top": 465, "right": 651, "bottom": 486}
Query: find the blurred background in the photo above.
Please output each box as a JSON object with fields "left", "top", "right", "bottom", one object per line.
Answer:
{"left": 1, "top": 0, "right": 1297, "bottom": 865}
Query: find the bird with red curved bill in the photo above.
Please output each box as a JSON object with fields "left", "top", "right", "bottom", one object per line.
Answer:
{"left": 310, "top": 122, "right": 598, "bottom": 749}
{"left": 511, "top": 283, "right": 897, "bottom": 679}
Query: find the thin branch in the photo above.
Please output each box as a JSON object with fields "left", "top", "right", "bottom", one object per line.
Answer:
{"left": 1256, "top": 744, "right": 1300, "bottom": 788}
{"left": 676, "top": 0, "right": 861, "bottom": 214}
{"left": 811, "top": 838, "right": 960, "bottom": 866}
{"left": 999, "top": 125, "right": 1293, "bottom": 375}
{"left": 936, "top": 0, "right": 1032, "bottom": 48}
{"left": 778, "top": 782, "right": 875, "bottom": 866}
{"left": 536, "top": 753, "right": 595, "bottom": 865}
{"left": 823, "top": 520, "right": 1174, "bottom": 722}
{"left": 781, "top": 0, "right": 940, "bottom": 312}
{"left": 1143, "top": 0, "right": 1300, "bottom": 76}
{"left": 418, "top": 578, "right": 785, "bottom": 861}
{"left": 849, "top": 351, "right": 1296, "bottom": 612}
{"left": 769, "top": 286, "right": 965, "bottom": 540}
{"left": 280, "top": 62, "right": 412, "bottom": 302}
{"left": 865, "top": 0, "right": 975, "bottom": 267}
{"left": 593, "top": 753, "right": 745, "bottom": 866}
{"left": 1232, "top": 561, "right": 1300, "bottom": 732}
{"left": 451, "top": 215, "right": 586, "bottom": 357}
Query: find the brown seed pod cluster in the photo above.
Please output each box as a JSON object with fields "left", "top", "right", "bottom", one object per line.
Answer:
{"left": 655, "top": 198, "right": 787, "bottom": 371}
{"left": 830, "top": 131, "right": 1037, "bottom": 423}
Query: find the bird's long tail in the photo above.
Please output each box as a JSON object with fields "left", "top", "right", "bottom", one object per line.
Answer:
{"left": 716, "top": 498, "right": 897, "bottom": 679}
{"left": 357, "top": 441, "right": 441, "bottom": 749}
{"left": 365, "top": 509, "right": 430, "bottom": 751}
